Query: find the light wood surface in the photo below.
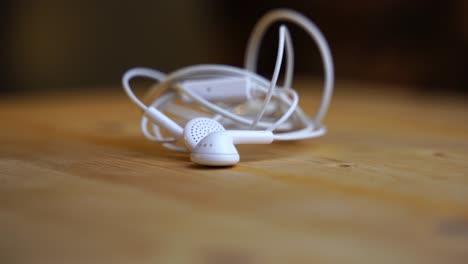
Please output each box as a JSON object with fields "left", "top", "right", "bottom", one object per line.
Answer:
{"left": 1, "top": 81, "right": 468, "bottom": 264}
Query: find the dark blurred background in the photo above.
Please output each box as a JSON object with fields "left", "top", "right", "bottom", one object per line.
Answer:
{"left": 1, "top": 0, "right": 467, "bottom": 94}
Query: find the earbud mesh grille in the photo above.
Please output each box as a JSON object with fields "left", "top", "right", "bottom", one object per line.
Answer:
{"left": 184, "top": 118, "right": 225, "bottom": 149}
{"left": 189, "top": 119, "right": 224, "bottom": 145}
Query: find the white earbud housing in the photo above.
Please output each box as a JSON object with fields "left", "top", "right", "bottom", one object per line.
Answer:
{"left": 184, "top": 118, "right": 274, "bottom": 166}
{"left": 190, "top": 131, "right": 240, "bottom": 166}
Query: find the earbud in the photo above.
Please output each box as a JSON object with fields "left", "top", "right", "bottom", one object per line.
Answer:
{"left": 121, "top": 9, "right": 335, "bottom": 167}
{"left": 184, "top": 118, "right": 274, "bottom": 166}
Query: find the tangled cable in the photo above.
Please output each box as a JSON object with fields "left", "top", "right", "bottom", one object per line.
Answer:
{"left": 122, "top": 9, "right": 334, "bottom": 153}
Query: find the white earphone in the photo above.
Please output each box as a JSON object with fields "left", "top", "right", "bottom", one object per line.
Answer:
{"left": 122, "top": 9, "right": 334, "bottom": 166}
{"left": 184, "top": 118, "right": 274, "bottom": 166}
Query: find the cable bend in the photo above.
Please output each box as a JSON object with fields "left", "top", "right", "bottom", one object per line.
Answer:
{"left": 244, "top": 8, "right": 335, "bottom": 126}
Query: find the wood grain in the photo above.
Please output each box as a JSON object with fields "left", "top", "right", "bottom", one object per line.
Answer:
{"left": 1, "top": 81, "right": 468, "bottom": 264}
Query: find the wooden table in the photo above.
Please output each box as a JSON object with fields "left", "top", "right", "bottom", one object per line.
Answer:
{"left": 1, "top": 81, "right": 468, "bottom": 264}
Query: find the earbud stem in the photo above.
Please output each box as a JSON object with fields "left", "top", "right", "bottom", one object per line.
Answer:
{"left": 145, "top": 107, "right": 184, "bottom": 138}
{"left": 226, "top": 130, "right": 274, "bottom": 144}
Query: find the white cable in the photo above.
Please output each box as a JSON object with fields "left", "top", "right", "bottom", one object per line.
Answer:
{"left": 249, "top": 25, "right": 286, "bottom": 129}
{"left": 267, "top": 89, "right": 299, "bottom": 131}
{"left": 122, "top": 67, "right": 166, "bottom": 111}
{"left": 244, "top": 8, "right": 334, "bottom": 126}
{"left": 141, "top": 93, "right": 176, "bottom": 142}
{"left": 282, "top": 26, "right": 295, "bottom": 90}
{"left": 172, "top": 64, "right": 305, "bottom": 131}
{"left": 121, "top": 9, "right": 334, "bottom": 152}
